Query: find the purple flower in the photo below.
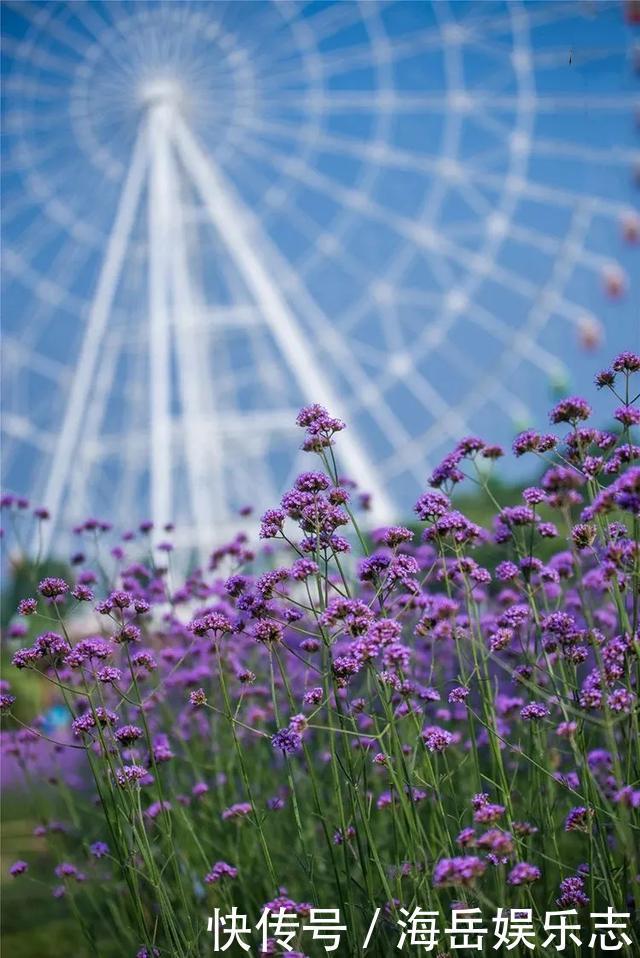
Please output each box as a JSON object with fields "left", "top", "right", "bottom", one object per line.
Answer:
{"left": 204, "top": 861, "right": 238, "bottom": 884}
{"left": 549, "top": 396, "right": 591, "bottom": 425}
{"left": 131, "top": 650, "right": 157, "bottom": 672}
{"left": 422, "top": 725, "right": 454, "bottom": 752}
{"left": 472, "top": 796, "right": 505, "bottom": 824}
{"left": 448, "top": 686, "right": 469, "bottom": 704}
{"left": 495, "top": 561, "right": 519, "bottom": 581}
{"left": 90, "top": 842, "right": 109, "bottom": 859}
{"left": 115, "top": 725, "right": 143, "bottom": 746}
{"left": 72, "top": 584, "right": 94, "bottom": 602}
{"left": 333, "top": 826, "right": 356, "bottom": 845}
{"left": 571, "top": 523, "right": 596, "bottom": 549}
{"left": 564, "top": 806, "right": 592, "bottom": 833}
{"left": 296, "top": 403, "right": 345, "bottom": 451}
{"left": 557, "top": 874, "right": 589, "bottom": 908}
{"left": 237, "top": 669, "right": 255, "bottom": 684}
{"left": 115, "top": 623, "right": 141, "bottom": 644}
{"left": 18, "top": 598, "right": 37, "bottom": 615}
{"left": 190, "top": 612, "right": 232, "bottom": 636}
{"left": 38, "top": 577, "right": 69, "bottom": 599}
{"left": 97, "top": 666, "right": 122, "bottom": 684}
{"left": 9, "top": 860, "right": 28, "bottom": 877}
{"left": 378, "top": 526, "right": 414, "bottom": 547}
{"left": 556, "top": 721, "right": 578, "bottom": 738}
{"left": 456, "top": 828, "right": 476, "bottom": 848}
{"left": 607, "top": 688, "right": 635, "bottom": 714}
{"left": 152, "top": 734, "right": 174, "bottom": 764}
{"left": 189, "top": 688, "right": 207, "bottom": 707}
{"left": 259, "top": 509, "right": 286, "bottom": 538}
{"left": 146, "top": 801, "right": 172, "bottom": 820}
{"left": 522, "top": 486, "right": 546, "bottom": 505}
{"left": 303, "top": 688, "right": 323, "bottom": 706}
{"left": 433, "top": 856, "right": 486, "bottom": 887}
{"left": 294, "top": 471, "right": 331, "bottom": 493}
{"left": 252, "top": 620, "right": 284, "bottom": 644}
{"left": 614, "top": 786, "right": 640, "bottom": 808}
{"left": 414, "top": 490, "right": 451, "bottom": 520}
{"left": 115, "top": 765, "right": 149, "bottom": 787}
{"left": 614, "top": 405, "right": 640, "bottom": 427}
{"left": 508, "top": 862, "right": 541, "bottom": 885}
{"left": 272, "top": 727, "right": 302, "bottom": 754}
{"left": 477, "top": 829, "right": 514, "bottom": 855}
{"left": 512, "top": 430, "right": 557, "bottom": 457}
{"left": 595, "top": 368, "right": 616, "bottom": 388}
{"left": 290, "top": 558, "right": 319, "bottom": 581}
{"left": 456, "top": 436, "right": 486, "bottom": 456}
{"left": 612, "top": 351, "right": 640, "bottom": 372}
{"left": 221, "top": 802, "right": 252, "bottom": 821}
{"left": 520, "top": 702, "right": 550, "bottom": 722}
{"left": 72, "top": 708, "right": 117, "bottom": 738}
{"left": 429, "top": 452, "right": 464, "bottom": 488}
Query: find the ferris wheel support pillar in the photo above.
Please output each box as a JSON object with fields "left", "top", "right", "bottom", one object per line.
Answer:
{"left": 166, "top": 137, "right": 222, "bottom": 552}
{"left": 37, "top": 129, "right": 148, "bottom": 555}
{"left": 173, "top": 116, "right": 395, "bottom": 526}
{"left": 146, "top": 101, "right": 175, "bottom": 535}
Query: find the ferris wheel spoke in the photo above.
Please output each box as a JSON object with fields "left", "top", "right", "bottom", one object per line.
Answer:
{"left": 234, "top": 114, "right": 441, "bottom": 173}
{"left": 2, "top": 78, "right": 73, "bottom": 102}
{"left": 281, "top": 1, "right": 373, "bottom": 50}
{"left": 220, "top": 136, "right": 394, "bottom": 309}
{"left": 68, "top": 2, "right": 122, "bottom": 47}
{"left": 1, "top": 35, "right": 72, "bottom": 74}
{"left": 476, "top": 169, "right": 630, "bottom": 218}
{"left": 2, "top": 336, "right": 65, "bottom": 384}
{"left": 389, "top": 203, "right": 593, "bottom": 480}
{"left": 193, "top": 154, "right": 410, "bottom": 475}
{"left": 461, "top": 301, "right": 569, "bottom": 382}
{"left": 461, "top": 0, "right": 576, "bottom": 41}
{"left": 173, "top": 114, "right": 397, "bottom": 523}
{"left": 372, "top": 286, "right": 565, "bottom": 386}
{"left": 228, "top": 135, "right": 460, "bottom": 344}
{"left": 251, "top": 22, "right": 443, "bottom": 88}
{"left": 66, "top": 326, "right": 123, "bottom": 523}
{"left": 258, "top": 84, "right": 638, "bottom": 115}
{"left": 5, "top": 241, "right": 97, "bottom": 358}
{"left": 233, "top": 134, "right": 540, "bottom": 305}
{"left": 226, "top": 150, "right": 391, "bottom": 299}
{"left": 3, "top": 246, "right": 89, "bottom": 318}
{"left": 7, "top": 2, "right": 99, "bottom": 62}
{"left": 528, "top": 139, "right": 638, "bottom": 164}
{"left": 441, "top": 339, "right": 532, "bottom": 424}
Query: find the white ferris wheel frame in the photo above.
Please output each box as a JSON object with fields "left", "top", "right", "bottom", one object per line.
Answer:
{"left": 39, "top": 86, "right": 396, "bottom": 555}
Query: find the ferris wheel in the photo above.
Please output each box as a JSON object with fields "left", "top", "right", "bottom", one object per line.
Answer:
{"left": 1, "top": 0, "right": 638, "bottom": 554}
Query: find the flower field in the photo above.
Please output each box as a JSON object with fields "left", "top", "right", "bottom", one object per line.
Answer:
{"left": 1, "top": 352, "right": 639, "bottom": 957}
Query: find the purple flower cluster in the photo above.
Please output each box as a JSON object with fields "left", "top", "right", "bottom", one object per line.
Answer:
{"left": 1, "top": 351, "right": 638, "bottom": 955}
{"left": 204, "top": 861, "right": 238, "bottom": 884}
{"left": 432, "top": 856, "right": 486, "bottom": 887}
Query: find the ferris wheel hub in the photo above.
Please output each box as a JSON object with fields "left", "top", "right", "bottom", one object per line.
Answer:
{"left": 138, "top": 78, "right": 185, "bottom": 112}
